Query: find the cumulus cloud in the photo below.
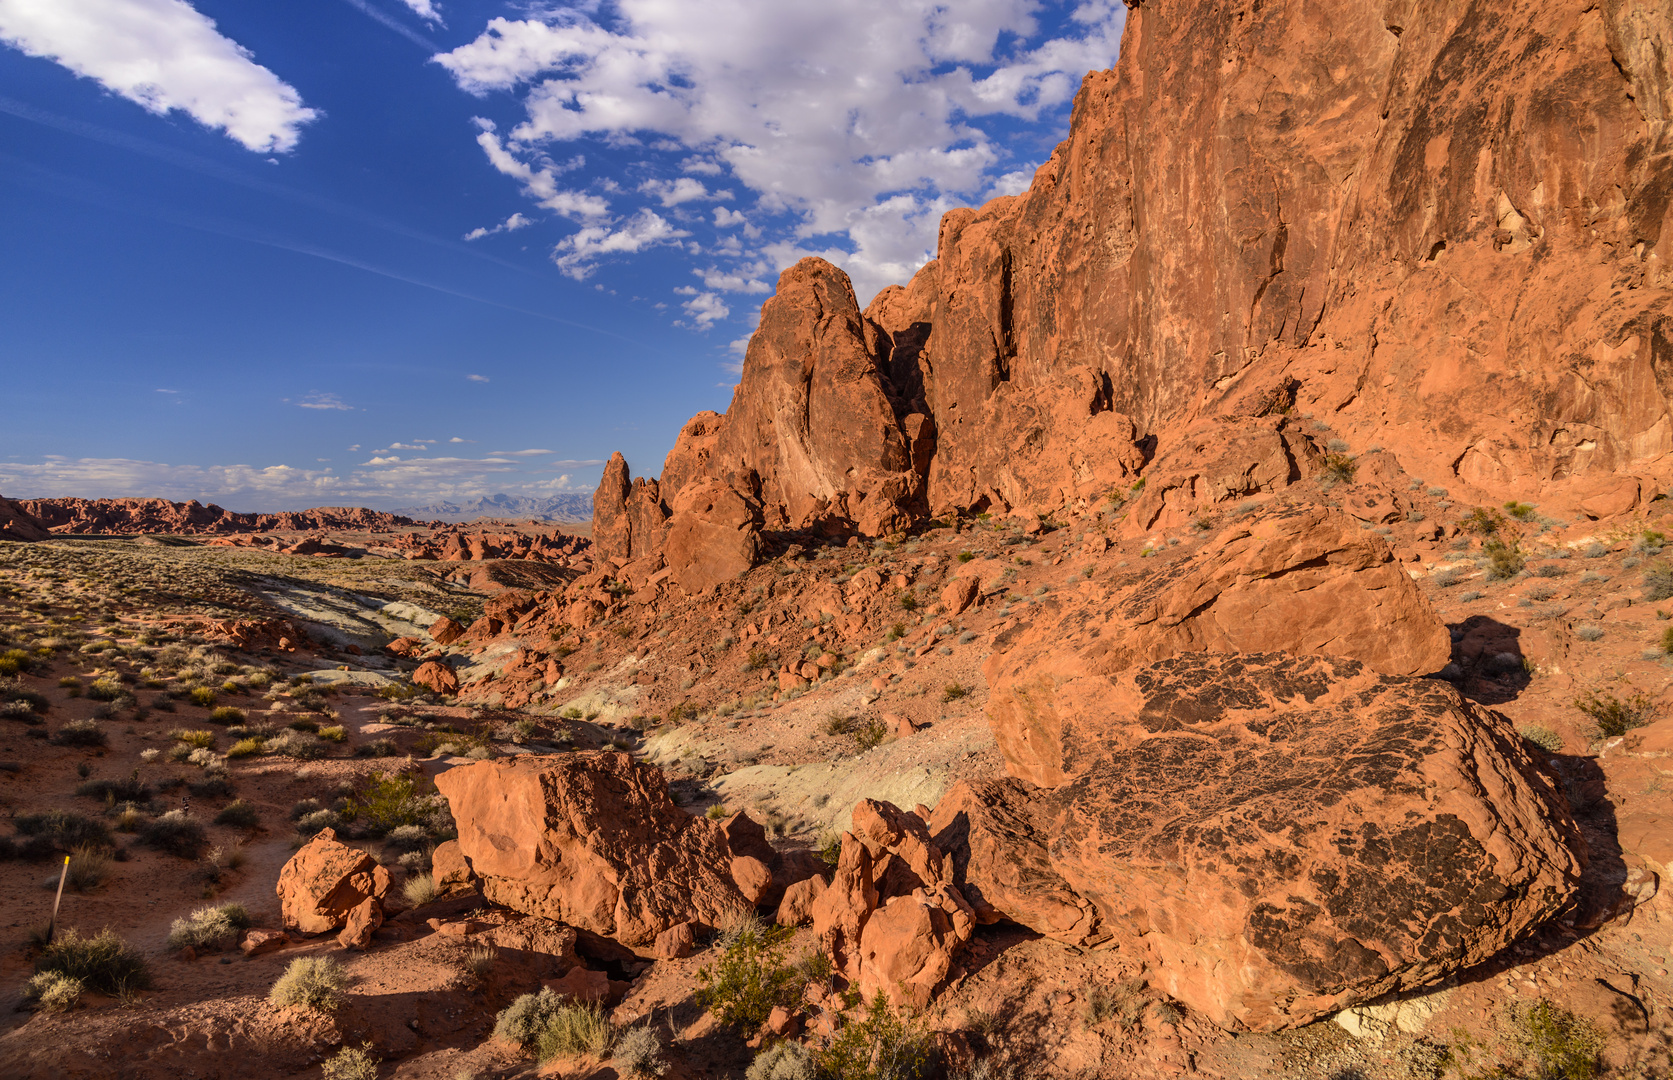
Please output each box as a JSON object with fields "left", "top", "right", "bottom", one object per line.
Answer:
{"left": 681, "top": 291, "right": 729, "bottom": 328}
{"left": 474, "top": 129, "right": 607, "bottom": 219}
{"left": 552, "top": 208, "right": 688, "bottom": 279}
{"left": 293, "top": 391, "right": 354, "bottom": 411}
{"left": 462, "top": 211, "right": 531, "bottom": 241}
{"left": 0, "top": 0, "right": 318, "bottom": 152}
{"left": 434, "top": 1, "right": 1122, "bottom": 302}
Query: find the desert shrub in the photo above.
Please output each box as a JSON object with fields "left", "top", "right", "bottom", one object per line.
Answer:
{"left": 1507, "top": 998, "right": 1605, "bottom": 1080}
{"left": 1321, "top": 452, "right": 1357, "bottom": 485}
{"left": 854, "top": 717, "right": 889, "bottom": 751}
{"left": 167, "top": 902, "right": 251, "bottom": 951}
{"left": 1462, "top": 506, "right": 1506, "bottom": 536}
{"left": 1503, "top": 501, "right": 1537, "bottom": 521}
{"left": 290, "top": 798, "right": 323, "bottom": 820}
{"left": 1518, "top": 726, "right": 1563, "bottom": 753}
{"left": 354, "top": 738, "right": 398, "bottom": 758}
{"left": 696, "top": 921, "right": 809, "bottom": 1030}
{"left": 0, "top": 648, "right": 34, "bottom": 676}
{"left": 214, "top": 800, "right": 260, "bottom": 828}
{"left": 139, "top": 810, "right": 208, "bottom": 858}
{"left": 1643, "top": 560, "right": 1673, "bottom": 602}
{"left": 52, "top": 719, "right": 107, "bottom": 748}
{"left": 61, "top": 845, "right": 111, "bottom": 892}
{"left": 748, "top": 1040, "right": 817, "bottom": 1080}
{"left": 321, "top": 1044, "right": 378, "bottom": 1080}
{"left": 189, "top": 774, "right": 235, "bottom": 799}
{"left": 346, "top": 772, "right": 435, "bottom": 836}
{"left": 463, "top": 943, "right": 496, "bottom": 981}
{"left": 269, "top": 955, "right": 348, "bottom": 1011}
{"left": 15, "top": 810, "right": 111, "bottom": 853}
{"left": 942, "top": 682, "right": 969, "bottom": 702}
{"left": 403, "top": 873, "right": 439, "bottom": 907}
{"left": 227, "top": 737, "right": 264, "bottom": 758}
{"left": 208, "top": 706, "right": 245, "bottom": 725}
{"left": 268, "top": 729, "right": 324, "bottom": 760}
{"left": 75, "top": 774, "right": 151, "bottom": 803}
{"left": 58, "top": 676, "right": 82, "bottom": 696}
{"left": 24, "top": 971, "right": 84, "bottom": 1013}
{"left": 0, "top": 680, "right": 50, "bottom": 715}
{"left": 535, "top": 1001, "right": 613, "bottom": 1062}
{"left": 297, "top": 809, "right": 340, "bottom": 837}
{"left": 384, "top": 824, "right": 428, "bottom": 852}
{"left": 610, "top": 1024, "right": 668, "bottom": 1077}
{"left": 1575, "top": 688, "right": 1655, "bottom": 737}
{"left": 318, "top": 724, "right": 347, "bottom": 743}
{"left": 1574, "top": 625, "right": 1605, "bottom": 642}
{"left": 823, "top": 712, "right": 856, "bottom": 736}
{"left": 86, "top": 678, "right": 125, "bottom": 702}
{"left": 288, "top": 717, "right": 321, "bottom": 733}
{"left": 819, "top": 991, "right": 934, "bottom": 1080}
{"left": 897, "top": 590, "right": 919, "bottom": 611}
{"left": 188, "top": 687, "right": 217, "bottom": 707}
{"left": 35, "top": 927, "right": 151, "bottom": 996}
{"left": 1484, "top": 538, "right": 1525, "bottom": 579}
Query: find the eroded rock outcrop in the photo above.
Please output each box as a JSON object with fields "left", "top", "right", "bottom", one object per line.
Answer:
{"left": 276, "top": 828, "right": 392, "bottom": 936}
{"left": 935, "top": 652, "right": 1585, "bottom": 1031}
{"left": 17, "top": 497, "right": 424, "bottom": 535}
{"left": 434, "top": 753, "right": 796, "bottom": 949}
{"left": 0, "top": 494, "right": 49, "bottom": 542}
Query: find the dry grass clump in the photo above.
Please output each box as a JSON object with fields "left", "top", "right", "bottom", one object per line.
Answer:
{"left": 270, "top": 955, "right": 348, "bottom": 1011}
{"left": 138, "top": 810, "right": 208, "bottom": 858}
{"left": 403, "top": 873, "right": 439, "bottom": 907}
{"left": 494, "top": 988, "right": 614, "bottom": 1062}
{"left": 33, "top": 927, "right": 151, "bottom": 997}
{"left": 25, "top": 971, "right": 85, "bottom": 1013}
{"left": 321, "top": 1045, "right": 378, "bottom": 1080}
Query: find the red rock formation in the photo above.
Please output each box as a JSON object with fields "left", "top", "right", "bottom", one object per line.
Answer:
{"left": 593, "top": 0, "right": 1672, "bottom": 588}
{"left": 434, "top": 753, "right": 787, "bottom": 949}
{"left": 276, "top": 827, "right": 391, "bottom": 935}
{"left": 0, "top": 494, "right": 50, "bottom": 542}
{"left": 936, "top": 652, "right": 1585, "bottom": 1031}
{"left": 16, "top": 497, "right": 426, "bottom": 535}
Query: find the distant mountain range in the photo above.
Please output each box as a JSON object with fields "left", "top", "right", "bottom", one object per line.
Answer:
{"left": 390, "top": 493, "right": 592, "bottom": 523}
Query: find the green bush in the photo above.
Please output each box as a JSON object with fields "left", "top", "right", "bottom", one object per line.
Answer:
{"left": 1322, "top": 452, "right": 1357, "bottom": 485}
{"left": 269, "top": 955, "right": 348, "bottom": 1011}
{"left": 696, "top": 921, "right": 809, "bottom": 1030}
{"left": 1644, "top": 560, "right": 1673, "bottom": 602}
{"left": 0, "top": 648, "right": 34, "bottom": 676}
{"left": 213, "top": 800, "right": 260, "bottom": 828}
{"left": 535, "top": 1001, "right": 613, "bottom": 1062}
{"left": 208, "top": 706, "right": 245, "bottom": 725}
{"left": 1509, "top": 998, "right": 1605, "bottom": 1080}
{"left": 139, "top": 810, "right": 208, "bottom": 859}
{"left": 941, "top": 682, "right": 969, "bottom": 702}
{"left": 167, "top": 902, "right": 251, "bottom": 951}
{"left": 1575, "top": 688, "right": 1655, "bottom": 737}
{"left": 855, "top": 717, "right": 890, "bottom": 751}
{"left": 818, "top": 991, "right": 933, "bottom": 1080}
{"left": 86, "top": 678, "right": 126, "bottom": 702}
{"left": 188, "top": 687, "right": 217, "bottom": 707}
{"left": 227, "top": 737, "right": 264, "bottom": 758}
{"left": 495, "top": 987, "right": 566, "bottom": 1048}
{"left": 1484, "top": 538, "right": 1526, "bottom": 579}
{"left": 35, "top": 927, "right": 151, "bottom": 996}
{"left": 346, "top": 772, "right": 434, "bottom": 835}
{"left": 1517, "top": 726, "right": 1563, "bottom": 753}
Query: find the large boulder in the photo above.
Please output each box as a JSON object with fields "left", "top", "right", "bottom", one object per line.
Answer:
{"left": 433, "top": 753, "right": 759, "bottom": 948}
{"left": 662, "top": 478, "right": 763, "bottom": 595}
{"left": 933, "top": 652, "right": 1586, "bottom": 1031}
{"left": 811, "top": 800, "right": 976, "bottom": 1009}
{"left": 986, "top": 505, "right": 1449, "bottom": 786}
{"left": 276, "top": 828, "right": 391, "bottom": 935}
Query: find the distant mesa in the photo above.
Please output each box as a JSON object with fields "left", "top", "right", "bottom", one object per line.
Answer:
{"left": 10, "top": 497, "right": 422, "bottom": 536}
{"left": 389, "top": 493, "right": 592, "bottom": 524}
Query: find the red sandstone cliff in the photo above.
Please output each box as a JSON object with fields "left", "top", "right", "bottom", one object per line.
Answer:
{"left": 596, "top": 0, "right": 1673, "bottom": 592}
{"left": 15, "top": 497, "right": 428, "bottom": 536}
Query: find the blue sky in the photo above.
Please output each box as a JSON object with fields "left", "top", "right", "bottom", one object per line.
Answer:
{"left": 0, "top": 0, "right": 1122, "bottom": 511}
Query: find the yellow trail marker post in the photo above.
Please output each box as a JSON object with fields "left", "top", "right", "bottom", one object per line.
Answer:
{"left": 47, "top": 854, "right": 69, "bottom": 944}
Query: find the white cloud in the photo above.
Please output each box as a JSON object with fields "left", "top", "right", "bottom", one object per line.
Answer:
{"left": 0, "top": 0, "right": 318, "bottom": 153}
{"left": 463, "top": 210, "right": 532, "bottom": 240}
{"left": 696, "top": 266, "right": 769, "bottom": 294}
{"left": 465, "top": 374, "right": 489, "bottom": 382}
{"left": 681, "top": 291, "right": 729, "bottom": 328}
{"left": 489, "top": 448, "right": 554, "bottom": 456}
{"left": 474, "top": 129, "right": 608, "bottom": 219}
{"left": 397, "top": 0, "right": 443, "bottom": 26}
{"left": 713, "top": 206, "right": 748, "bottom": 228}
{"left": 448, "top": 436, "right": 473, "bottom": 443}
{"left": 294, "top": 392, "right": 354, "bottom": 411}
{"left": 639, "top": 176, "right": 723, "bottom": 207}
{"left": 552, "top": 208, "right": 688, "bottom": 279}
{"left": 435, "top": 1, "right": 1122, "bottom": 301}
{"left": 384, "top": 442, "right": 427, "bottom": 451}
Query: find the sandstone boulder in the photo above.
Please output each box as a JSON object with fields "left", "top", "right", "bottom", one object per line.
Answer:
{"left": 811, "top": 800, "right": 976, "bottom": 1008}
{"left": 276, "top": 828, "right": 391, "bottom": 935}
{"left": 662, "top": 478, "right": 763, "bottom": 595}
{"left": 1120, "top": 417, "right": 1317, "bottom": 536}
{"left": 338, "top": 896, "right": 382, "bottom": 950}
{"left": 412, "top": 660, "right": 459, "bottom": 696}
{"left": 935, "top": 652, "right": 1585, "bottom": 1031}
{"left": 427, "top": 616, "right": 465, "bottom": 645}
{"left": 986, "top": 505, "right": 1449, "bottom": 786}
{"left": 431, "top": 839, "right": 475, "bottom": 893}
{"left": 433, "top": 753, "right": 757, "bottom": 948}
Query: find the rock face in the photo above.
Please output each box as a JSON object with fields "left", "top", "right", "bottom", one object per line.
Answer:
{"left": 590, "top": 0, "right": 1673, "bottom": 588}
{"left": 934, "top": 652, "right": 1585, "bottom": 1031}
{"left": 276, "top": 828, "right": 391, "bottom": 935}
{"left": 0, "top": 494, "right": 49, "bottom": 542}
{"left": 435, "top": 753, "right": 773, "bottom": 948}
{"left": 985, "top": 505, "right": 1451, "bottom": 786}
